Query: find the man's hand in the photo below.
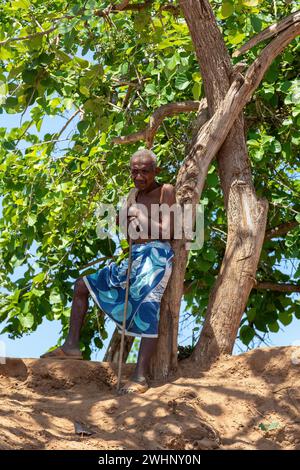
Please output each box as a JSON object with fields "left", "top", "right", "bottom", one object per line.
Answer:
{"left": 127, "top": 205, "right": 143, "bottom": 234}
{"left": 127, "top": 205, "right": 140, "bottom": 218}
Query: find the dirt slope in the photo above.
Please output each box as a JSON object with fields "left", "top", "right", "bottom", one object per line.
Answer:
{"left": 1, "top": 346, "right": 300, "bottom": 450}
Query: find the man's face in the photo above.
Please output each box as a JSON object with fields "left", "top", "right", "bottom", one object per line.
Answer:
{"left": 130, "top": 156, "right": 158, "bottom": 190}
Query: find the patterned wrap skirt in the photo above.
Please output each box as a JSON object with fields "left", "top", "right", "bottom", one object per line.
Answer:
{"left": 83, "top": 240, "right": 175, "bottom": 338}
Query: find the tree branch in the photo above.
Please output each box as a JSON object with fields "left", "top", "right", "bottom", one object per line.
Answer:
{"left": 264, "top": 220, "right": 299, "bottom": 241}
{"left": 161, "top": 4, "right": 181, "bottom": 15}
{"left": 233, "top": 10, "right": 300, "bottom": 58}
{"left": 79, "top": 254, "right": 119, "bottom": 270}
{"left": 255, "top": 282, "right": 300, "bottom": 293}
{"left": 112, "top": 0, "right": 131, "bottom": 10}
{"left": 56, "top": 108, "right": 82, "bottom": 140}
{"left": 95, "top": 0, "right": 154, "bottom": 15}
{"left": 183, "top": 280, "right": 300, "bottom": 294}
{"left": 111, "top": 0, "right": 153, "bottom": 11}
{"left": 0, "top": 26, "right": 57, "bottom": 46}
{"left": 112, "top": 99, "right": 207, "bottom": 147}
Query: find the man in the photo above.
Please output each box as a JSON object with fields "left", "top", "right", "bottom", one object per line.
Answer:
{"left": 41, "top": 149, "right": 176, "bottom": 395}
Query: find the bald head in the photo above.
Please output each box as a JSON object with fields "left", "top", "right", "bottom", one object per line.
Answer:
{"left": 130, "top": 149, "right": 157, "bottom": 169}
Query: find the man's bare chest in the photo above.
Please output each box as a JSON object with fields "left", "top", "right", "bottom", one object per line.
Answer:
{"left": 135, "top": 186, "right": 163, "bottom": 212}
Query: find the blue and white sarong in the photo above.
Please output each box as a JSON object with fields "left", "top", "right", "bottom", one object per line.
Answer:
{"left": 83, "top": 240, "right": 174, "bottom": 338}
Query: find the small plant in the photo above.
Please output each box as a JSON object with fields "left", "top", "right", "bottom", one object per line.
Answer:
{"left": 178, "top": 344, "right": 195, "bottom": 361}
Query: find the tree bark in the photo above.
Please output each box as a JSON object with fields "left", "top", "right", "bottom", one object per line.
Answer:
{"left": 149, "top": 239, "right": 189, "bottom": 380}
{"left": 103, "top": 327, "right": 134, "bottom": 363}
{"left": 179, "top": 0, "right": 269, "bottom": 367}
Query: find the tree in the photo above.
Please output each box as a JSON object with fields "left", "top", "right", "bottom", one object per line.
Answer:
{"left": 0, "top": 1, "right": 299, "bottom": 374}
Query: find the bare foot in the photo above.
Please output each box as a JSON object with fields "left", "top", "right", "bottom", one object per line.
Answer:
{"left": 40, "top": 346, "right": 83, "bottom": 360}
{"left": 117, "top": 379, "right": 149, "bottom": 395}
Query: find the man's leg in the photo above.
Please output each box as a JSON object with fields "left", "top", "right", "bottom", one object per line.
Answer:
{"left": 41, "top": 278, "right": 89, "bottom": 358}
{"left": 132, "top": 337, "right": 158, "bottom": 382}
{"left": 62, "top": 278, "right": 90, "bottom": 353}
{"left": 119, "top": 337, "right": 158, "bottom": 394}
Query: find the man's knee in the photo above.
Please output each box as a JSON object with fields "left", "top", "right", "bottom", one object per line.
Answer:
{"left": 74, "top": 277, "right": 89, "bottom": 297}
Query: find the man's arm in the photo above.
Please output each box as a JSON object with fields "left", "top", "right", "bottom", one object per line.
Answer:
{"left": 117, "top": 200, "right": 139, "bottom": 243}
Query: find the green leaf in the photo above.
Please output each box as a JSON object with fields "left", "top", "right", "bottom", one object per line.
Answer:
{"left": 77, "top": 120, "right": 89, "bottom": 134}
{"left": 239, "top": 325, "right": 255, "bottom": 345}
{"left": 203, "top": 248, "right": 217, "bottom": 262}
{"left": 49, "top": 290, "right": 62, "bottom": 305}
{"left": 133, "top": 11, "right": 151, "bottom": 33}
{"left": 221, "top": 1, "right": 234, "bottom": 19}
{"left": 79, "top": 86, "right": 90, "bottom": 97}
{"left": 11, "top": 0, "right": 30, "bottom": 9}
{"left": 5, "top": 96, "right": 18, "bottom": 108}
{"left": 144, "top": 83, "right": 157, "bottom": 95}
{"left": 22, "top": 69, "right": 36, "bottom": 85}
{"left": 192, "top": 82, "right": 201, "bottom": 100}
{"left": 32, "top": 272, "right": 46, "bottom": 284}
{"left": 166, "top": 55, "right": 180, "bottom": 71}
{"left": 246, "top": 308, "right": 256, "bottom": 322}
{"left": 19, "top": 313, "right": 34, "bottom": 329}
{"left": 250, "top": 15, "right": 262, "bottom": 32}
{"left": 197, "top": 259, "right": 211, "bottom": 272}
{"left": 268, "top": 321, "right": 279, "bottom": 333}
{"left": 227, "top": 32, "right": 246, "bottom": 45}
{"left": 175, "top": 74, "right": 190, "bottom": 91}
{"left": 242, "top": 0, "right": 259, "bottom": 6}
{"left": 94, "top": 336, "right": 103, "bottom": 349}
{"left": 27, "top": 214, "right": 37, "bottom": 226}
{"left": 278, "top": 311, "right": 293, "bottom": 326}
{"left": 0, "top": 47, "right": 12, "bottom": 60}
{"left": 270, "top": 140, "right": 281, "bottom": 153}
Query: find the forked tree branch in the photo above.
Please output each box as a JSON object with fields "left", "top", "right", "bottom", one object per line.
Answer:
{"left": 175, "top": 21, "right": 300, "bottom": 204}
{"left": 112, "top": 100, "right": 207, "bottom": 147}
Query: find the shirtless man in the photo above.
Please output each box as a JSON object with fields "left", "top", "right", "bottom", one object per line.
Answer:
{"left": 41, "top": 149, "right": 176, "bottom": 394}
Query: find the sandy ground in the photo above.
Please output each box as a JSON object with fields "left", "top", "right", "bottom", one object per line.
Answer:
{"left": 0, "top": 346, "right": 300, "bottom": 450}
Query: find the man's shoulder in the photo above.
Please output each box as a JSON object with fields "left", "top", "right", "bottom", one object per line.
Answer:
{"left": 126, "top": 187, "right": 138, "bottom": 202}
{"left": 163, "top": 183, "right": 175, "bottom": 193}
{"left": 162, "top": 184, "right": 176, "bottom": 204}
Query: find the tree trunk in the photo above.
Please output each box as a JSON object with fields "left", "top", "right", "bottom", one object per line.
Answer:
{"left": 103, "top": 327, "right": 134, "bottom": 363}
{"left": 149, "top": 239, "right": 188, "bottom": 380}
{"left": 193, "top": 182, "right": 268, "bottom": 365}
{"left": 180, "top": 0, "right": 269, "bottom": 366}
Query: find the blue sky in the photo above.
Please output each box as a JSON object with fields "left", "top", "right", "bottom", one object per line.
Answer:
{"left": 1, "top": 107, "right": 299, "bottom": 361}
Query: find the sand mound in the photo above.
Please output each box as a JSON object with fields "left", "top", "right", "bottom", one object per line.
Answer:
{"left": 1, "top": 346, "right": 300, "bottom": 450}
